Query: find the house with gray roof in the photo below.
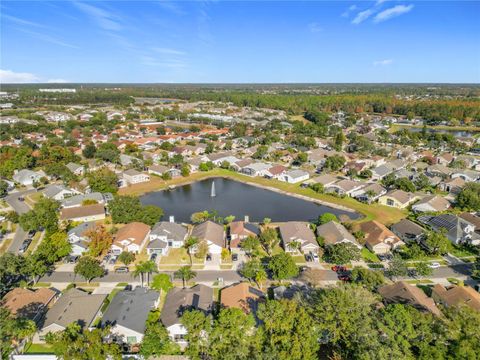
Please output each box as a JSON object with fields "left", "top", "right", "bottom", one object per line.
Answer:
{"left": 390, "top": 219, "right": 426, "bottom": 243}
{"left": 35, "top": 288, "right": 106, "bottom": 343}
{"left": 42, "top": 184, "right": 80, "bottom": 201}
{"left": 101, "top": 287, "right": 159, "bottom": 345}
{"left": 66, "top": 162, "right": 84, "bottom": 176}
{"left": 191, "top": 221, "right": 225, "bottom": 254}
{"left": 13, "top": 169, "right": 45, "bottom": 186}
{"left": 316, "top": 221, "right": 361, "bottom": 249}
{"left": 412, "top": 195, "right": 451, "bottom": 213}
{"left": 419, "top": 214, "right": 480, "bottom": 246}
{"left": 279, "top": 169, "right": 310, "bottom": 184}
{"left": 61, "top": 192, "right": 105, "bottom": 208}
{"left": 279, "top": 221, "right": 319, "bottom": 254}
{"left": 67, "top": 222, "right": 96, "bottom": 256}
{"left": 147, "top": 221, "right": 188, "bottom": 256}
{"left": 240, "top": 162, "right": 271, "bottom": 177}
{"left": 161, "top": 285, "right": 213, "bottom": 344}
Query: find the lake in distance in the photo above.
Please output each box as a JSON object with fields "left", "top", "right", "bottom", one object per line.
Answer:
{"left": 140, "top": 177, "right": 360, "bottom": 223}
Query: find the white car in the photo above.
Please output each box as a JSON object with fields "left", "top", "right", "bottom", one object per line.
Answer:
{"left": 428, "top": 262, "right": 441, "bottom": 269}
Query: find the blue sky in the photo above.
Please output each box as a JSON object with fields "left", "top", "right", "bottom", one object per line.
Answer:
{"left": 1, "top": 1, "right": 479, "bottom": 83}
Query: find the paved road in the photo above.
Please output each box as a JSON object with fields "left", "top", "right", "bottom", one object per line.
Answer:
{"left": 5, "top": 189, "right": 36, "bottom": 214}
{"left": 7, "top": 227, "right": 28, "bottom": 254}
{"left": 5, "top": 189, "right": 36, "bottom": 254}
{"left": 40, "top": 270, "right": 246, "bottom": 284}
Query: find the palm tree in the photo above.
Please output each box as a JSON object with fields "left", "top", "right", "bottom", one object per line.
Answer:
{"left": 176, "top": 265, "right": 196, "bottom": 288}
{"left": 143, "top": 260, "right": 158, "bottom": 287}
{"left": 184, "top": 236, "right": 198, "bottom": 265}
{"left": 132, "top": 263, "right": 146, "bottom": 287}
{"left": 288, "top": 240, "right": 301, "bottom": 254}
{"left": 255, "top": 269, "right": 267, "bottom": 290}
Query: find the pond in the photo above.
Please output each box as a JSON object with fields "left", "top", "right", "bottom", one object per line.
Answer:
{"left": 140, "top": 177, "right": 361, "bottom": 223}
{"left": 396, "top": 126, "right": 478, "bottom": 138}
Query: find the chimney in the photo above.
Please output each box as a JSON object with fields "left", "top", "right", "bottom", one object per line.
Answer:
{"left": 244, "top": 215, "right": 249, "bottom": 223}
{"left": 169, "top": 216, "right": 175, "bottom": 223}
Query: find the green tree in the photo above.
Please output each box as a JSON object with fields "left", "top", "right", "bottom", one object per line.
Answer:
{"left": 208, "top": 308, "right": 260, "bottom": 360}
{"left": 259, "top": 227, "right": 279, "bottom": 256}
{"left": 324, "top": 155, "right": 346, "bottom": 172}
{"left": 268, "top": 252, "right": 298, "bottom": 281}
{"left": 317, "top": 212, "right": 338, "bottom": 225}
{"left": 118, "top": 251, "right": 135, "bottom": 266}
{"left": 74, "top": 256, "right": 104, "bottom": 284}
{"left": 46, "top": 322, "right": 121, "bottom": 360}
{"left": 415, "top": 261, "right": 433, "bottom": 277}
{"left": 240, "top": 258, "right": 266, "bottom": 288}
{"left": 82, "top": 142, "right": 96, "bottom": 158}
{"left": 324, "top": 243, "right": 361, "bottom": 264}
{"left": 35, "top": 231, "right": 71, "bottom": 264}
{"left": 133, "top": 260, "right": 157, "bottom": 287}
{"left": 151, "top": 273, "right": 173, "bottom": 293}
{"left": 241, "top": 235, "right": 261, "bottom": 257}
{"left": 425, "top": 230, "right": 451, "bottom": 255}
{"left": 181, "top": 310, "right": 212, "bottom": 359}
{"left": 108, "top": 195, "right": 163, "bottom": 226}
{"left": 184, "top": 236, "right": 199, "bottom": 265}
{"left": 181, "top": 164, "right": 190, "bottom": 177}
{"left": 387, "top": 255, "right": 408, "bottom": 279}
{"left": 456, "top": 182, "right": 480, "bottom": 211}
{"left": 0, "top": 307, "right": 36, "bottom": 359}
{"left": 19, "top": 197, "right": 59, "bottom": 232}
{"left": 257, "top": 299, "right": 319, "bottom": 360}
{"left": 139, "top": 310, "right": 180, "bottom": 357}
{"left": 176, "top": 265, "right": 196, "bottom": 288}
{"left": 350, "top": 267, "right": 385, "bottom": 290}
{"left": 0, "top": 180, "right": 8, "bottom": 198}
{"left": 87, "top": 168, "right": 118, "bottom": 193}
{"left": 395, "top": 177, "right": 416, "bottom": 193}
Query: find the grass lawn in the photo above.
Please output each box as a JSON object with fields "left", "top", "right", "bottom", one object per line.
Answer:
{"left": 26, "top": 231, "right": 43, "bottom": 254}
{"left": 118, "top": 169, "right": 406, "bottom": 226}
{"left": 25, "top": 343, "right": 54, "bottom": 354}
{"left": 33, "top": 282, "right": 51, "bottom": 288}
{"left": 406, "top": 279, "right": 434, "bottom": 284}
{"left": 159, "top": 248, "right": 204, "bottom": 265}
{"left": 361, "top": 248, "right": 380, "bottom": 263}
{"left": 450, "top": 245, "right": 478, "bottom": 258}
{"left": 292, "top": 255, "right": 307, "bottom": 264}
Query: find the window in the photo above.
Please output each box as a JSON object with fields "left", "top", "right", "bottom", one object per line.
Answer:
{"left": 387, "top": 199, "right": 394, "bottom": 207}
{"left": 126, "top": 336, "right": 137, "bottom": 344}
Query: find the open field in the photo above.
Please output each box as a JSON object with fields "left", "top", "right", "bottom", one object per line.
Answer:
{"left": 120, "top": 169, "right": 406, "bottom": 225}
{"left": 390, "top": 124, "right": 480, "bottom": 133}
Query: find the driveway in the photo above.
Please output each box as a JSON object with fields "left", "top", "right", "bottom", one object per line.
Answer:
{"left": 7, "top": 227, "right": 27, "bottom": 254}
{"left": 5, "top": 189, "right": 36, "bottom": 215}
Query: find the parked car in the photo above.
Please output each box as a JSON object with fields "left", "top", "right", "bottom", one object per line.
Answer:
{"left": 232, "top": 254, "right": 238, "bottom": 261}
{"left": 17, "top": 197, "right": 25, "bottom": 202}
{"left": 150, "top": 253, "right": 158, "bottom": 261}
{"left": 64, "top": 255, "right": 79, "bottom": 264}
{"left": 429, "top": 262, "right": 441, "bottom": 269}
{"left": 331, "top": 265, "right": 347, "bottom": 273}
{"left": 310, "top": 252, "right": 319, "bottom": 262}
{"left": 18, "top": 239, "right": 32, "bottom": 254}
{"left": 115, "top": 267, "right": 129, "bottom": 273}
{"left": 109, "top": 256, "right": 118, "bottom": 265}
{"left": 206, "top": 254, "right": 212, "bottom": 261}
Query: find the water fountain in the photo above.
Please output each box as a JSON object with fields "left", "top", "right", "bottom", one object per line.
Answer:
{"left": 211, "top": 181, "right": 216, "bottom": 197}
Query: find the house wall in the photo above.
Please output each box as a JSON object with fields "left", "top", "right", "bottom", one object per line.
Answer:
{"left": 111, "top": 324, "right": 144, "bottom": 344}
{"left": 167, "top": 323, "right": 188, "bottom": 344}
{"left": 69, "top": 213, "right": 106, "bottom": 222}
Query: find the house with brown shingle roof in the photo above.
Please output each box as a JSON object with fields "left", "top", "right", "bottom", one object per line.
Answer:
{"left": 59, "top": 203, "right": 106, "bottom": 222}
{"left": 412, "top": 195, "right": 450, "bottom": 213}
{"left": 359, "top": 220, "right": 404, "bottom": 255}
{"left": 229, "top": 221, "right": 261, "bottom": 252}
{"left": 279, "top": 221, "right": 319, "bottom": 254}
{"left": 2, "top": 288, "right": 56, "bottom": 323}
{"left": 111, "top": 222, "right": 151, "bottom": 254}
{"left": 316, "top": 221, "right": 361, "bottom": 249}
{"left": 378, "top": 189, "right": 419, "bottom": 209}
{"left": 432, "top": 284, "right": 480, "bottom": 312}
{"left": 220, "top": 282, "right": 265, "bottom": 314}
{"left": 191, "top": 221, "right": 225, "bottom": 254}
{"left": 378, "top": 281, "right": 441, "bottom": 316}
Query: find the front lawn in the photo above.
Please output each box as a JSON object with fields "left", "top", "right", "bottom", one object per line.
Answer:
{"left": 450, "top": 245, "right": 478, "bottom": 258}
{"left": 159, "top": 248, "right": 204, "bottom": 265}
{"left": 24, "top": 343, "right": 54, "bottom": 354}
{"left": 361, "top": 248, "right": 380, "bottom": 263}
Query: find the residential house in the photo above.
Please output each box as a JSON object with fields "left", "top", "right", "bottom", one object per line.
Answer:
{"left": 147, "top": 221, "right": 188, "bottom": 256}
{"left": 241, "top": 162, "right": 271, "bottom": 177}
{"left": 412, "top": 195, "right": 450, "bottom": 213}
{"left": 123, "top": 169, "right": 150, "bottom": 185}
{"left": 42, "top": 184, "right": 80, "bottom": 201}
{"left": 451, "top": 169, "right": 480, "bottom": 182}
{"left": 325, "top": 179, "right": 365, "bottom": 197}
{"left": 111, "top": 222, "right": 151, "bottom": 254}
{"left": 316, "top": 221, "right": 361, "bottom": 249}
{"left": 309, "top": 174, "right": 338, "bottom": 187}
{"left": 191, "top": 221, "right": 225, "bottom": 254}
{"left": 161, "top": 285, "right": 214, "bottom": 344}
{"left": 390, "top": 219, "right": 425, "bottom": 243}
{"left": 432, "top": 284, "right": 480, "bottom": 312}
{"left": 360, "top": 220, "right": 404, "bottom": 255}
{"left": 59, "top": 204, "right": 106, "bottom": 222}
{"left": 439, "top": 177, "right": 466, "bottom": 194}
{"left": 229, "top": 221, "right": 261, "bottom": 252}
{"left": 13, "top": 169, "right": 45, "bottom": 186}
{"left": 148, "top": 164, "right": 169, "bottom": 177}
{"left": 279, "top": 221, "right": 319, "bottom": 254}
{"left": 459, "top": 212, "right": 480, "bottom": 233}
{"left": 120, "top": 154, "right": 141, "bottom": 167}
{"left": 279, "top": 169, "right": 310, "bottom": 184}
{"left": 371, "top": 165, "right": 393, "bottom": 180}
{"left": 418, "top": 214, "right": 480, "bottom": 245}
{"left": 378, "top": 190, "right": 419, "bottom": 209}
{"left": 378, "top": 281, "right": 441, "bottom": 316}
{"left": 35, "top": 288, "right": 106, "bottom": 342}
{"left": 264, "top": 165, "right": 287, "bottom": 179}
{"left": 61, "top": 192, "right": 106, "bottom": 208}
{"left": 101, "top": 287, "right": 159, "bottom": 345}
{"left": 220, "top": 282, "right": 264, "bottom": 314}
{"left": 67, "top": 222, "right": 96, "bottom": 256}
{"left": 66, "top": 162, "right": 84, "bottom": 176}
{"left": 2, "top": 288, "right": 56, "bottom": 323}
{"left": 353, "top": 183, "right": 387, "bottom": 203}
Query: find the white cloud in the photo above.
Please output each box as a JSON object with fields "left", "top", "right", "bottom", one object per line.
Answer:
{"left": 375, "top": 0, "right": 388, "bottom": 5}
{"left": 374, "top": 4, "right": 414, "bottom": 23}
{"left": 152, "top": 47, "right": 186, "bottom": 55}
{"left": 74, "top": 2, "right": 122, "bottom": 31}
{"left": 18, "top": 28, "right": 78, "bottom": 49}
{"left": 0, "top": 69, "right": 39, "bottom": 83}
{"left": 308, "top": 22, "right": 322, "bottom": 33}
{"left": 140, "top": 56, "right": 187, "bottom": 68}
{"left": 3, "top": 14, "right": 46, "bottom": 28}
{"left": 352, "top": 9, "right": 374, "bottom": 24}
{"left": 373, "top": 59, "right": 393, "bottom": 66}
{"left": 341, "top": 5, "right": 357, "bottom": 18}
{"left": 47, "top": 79, "right": 69, "bottom": 83}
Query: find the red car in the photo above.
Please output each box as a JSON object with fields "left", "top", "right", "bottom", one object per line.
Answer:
{"left": 338, "top": 275, "right": 351, "bottom": 282}
{"left": 331, "top": 265, "right": 347, "bottom": 273}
